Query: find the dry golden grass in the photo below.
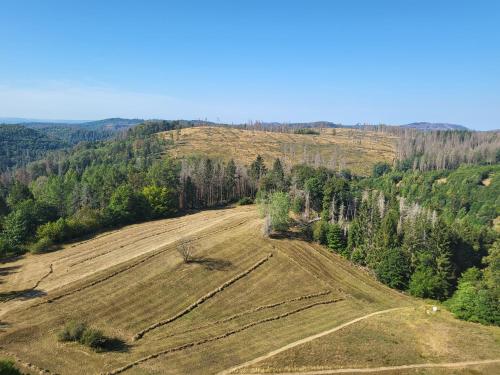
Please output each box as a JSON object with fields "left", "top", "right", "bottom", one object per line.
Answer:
{"left": 0, "top": 206, "right": 498, "bottom": 375}
{"left": 238, "top": 306, "right": 500, "bottom": 374}
{"left": 160, "top": 127, "right": 397, "bottom": 175}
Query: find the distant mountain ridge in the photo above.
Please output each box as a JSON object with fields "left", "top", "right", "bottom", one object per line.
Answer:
{"left": 0, "top": 117, "right": 473, "bottom": 131}
{"left": 401, "top": 122, "right": 469, "bottom": 131}
{"left": 0, "top": 117, "right": 143, "bottom": 130}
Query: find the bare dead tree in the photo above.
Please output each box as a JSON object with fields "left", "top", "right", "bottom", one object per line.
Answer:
{"left": 262, "top": 214, "right": 271, "bottom": 237}
{"left": 177, "top": 241, "right": 193, "bottom": 263}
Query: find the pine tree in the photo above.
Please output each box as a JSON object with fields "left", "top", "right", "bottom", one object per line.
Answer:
{"left": 327, "top": 224, "right": 346, "bottom": 254}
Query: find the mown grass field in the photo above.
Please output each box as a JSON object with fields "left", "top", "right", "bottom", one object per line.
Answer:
{"left": 160, "top": 127, "right": 396, "bottom": 175}
{"left": 0, "top": 206, "right": 498, "bottom": 374}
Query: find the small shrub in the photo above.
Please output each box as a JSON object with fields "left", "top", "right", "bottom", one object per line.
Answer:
{"left": 29, "top": 237, "right": 55, "bottom": 254}
{"left": 80, "top": 328, "right": 106, "bottom": 349}
{"left": 294, "top": 128, "right": 319, "bottom": 135}
{"left": 237, "top": 197, "right": 253, "bottom": 205}
{"left": 58, "top": 321, "right": 112, "bottom": 351}
{"left": 58, "top": 321, "right": 87, "bottom": 342}
{"left": 0, "top": 359, "right": 21, "bottom": 375}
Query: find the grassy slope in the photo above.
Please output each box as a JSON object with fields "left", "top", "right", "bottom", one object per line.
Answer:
{"left": 239, "top": 306, "right": 500, "bottom": 374}
{"left": 0, "top": 206, "right": 498, "bottom": 375}
{"left": 160, "top": 127, "right": 396, "bottom": 176}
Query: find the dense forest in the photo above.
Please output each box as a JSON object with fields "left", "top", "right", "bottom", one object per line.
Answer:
{"left": 0, "top": 120, "right": 498, "bottom": 326}
{"left": 0, "top": 125, "right": 69, "bottom": 173}
{"left": 257, "top": 161, "right": 499, "bottom": 325}
{"left": 0, "top": 118, "right": 143, "bottom": 173}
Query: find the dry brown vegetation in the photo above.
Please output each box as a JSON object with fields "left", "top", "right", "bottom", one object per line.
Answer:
{"left": 161, "top": 127, "right": 397, "bottom": 175}
{"left": 0, "top": 206, "right": 498, "bottom": 374}
{"left": 236, "top": 307, "right": 500, "bottom": 374}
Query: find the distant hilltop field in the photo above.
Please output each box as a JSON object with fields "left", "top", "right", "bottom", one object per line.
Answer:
{"left": 161, "top": 126, "right": 397, "bottom": 176}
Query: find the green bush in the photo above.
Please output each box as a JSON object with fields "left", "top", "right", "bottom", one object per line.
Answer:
{"left": 0, "top": 359, "right": 21, "bottom": 375}
{"left": 312, "top": 220, "right": 328, "bottom": 244}
{"left": 80, "top": 328, "right": 106, "bottom": 349}
{"left": 291, "top": 195, "right": 305, "bottom": 213}
{"left": 237, "top": 197, "right": 253, "bottom": 205}
{"left": 29, "top": 236, "right": 55, "bottom": 254}
{"left": 58, "top": 321, "right": 87, "bottom": 342}
{"left": 36, "top": 218, "right": 69, "bottom": 243}
{"left": 58, "top": 321, "right": 108, "bottom": 350}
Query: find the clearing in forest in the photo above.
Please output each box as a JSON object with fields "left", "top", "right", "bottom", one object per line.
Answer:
{"left": 160, "top": 127, "right": 396, "bottom": 175}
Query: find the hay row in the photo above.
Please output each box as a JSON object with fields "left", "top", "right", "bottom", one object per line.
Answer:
{"left": 27, "top": 220, "right": 250, "bottom": 309}
{"left": 105, "top": 299, "right": 339, "bottom": 375}
{"left": 27, "top": 243, "right": 176, "bottom": 308}
{"left": 161, "top": 290, "right": 334, "bottom": 339}
{"left": 67, "top": 222, "right": 186, "bottom": 268}
{"left": 133, "top": 253, "right": 273, "bottom": 341}
{"left": 32, "top": 263, "right": 53, "bottom": 290}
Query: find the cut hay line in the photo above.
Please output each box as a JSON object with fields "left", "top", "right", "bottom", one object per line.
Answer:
{"left": 105, "top": 299, "right": 339, "bottom": 375}
{"left": 160, "top": 290, "right": 336, "bottom": 339}
{"left": 133, "top": 253, "right": 273, "bottom": 341}
{"left": 271, "top": 245, "right": 339, "bottom": 294}
{"left": 27, "top": 219, "right": 250, "bottom": 308}
{"left": 67, "top": 222, "right": 187, "bottom": 267}
{"left": 32, "top": 263, "right": 53, "bottom": 289}
{"left": 235, "top": 359, "right": 500, "bottom": 374}
{"left": 27, "top": 244, "right": 176, "bottom": 308}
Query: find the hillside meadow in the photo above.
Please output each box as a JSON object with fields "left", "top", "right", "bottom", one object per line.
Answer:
{"left": 0, "top": 206, "right": 498, "bottom": 374}
{"left": 160, "top": 127, "right": 397, "bottom": 176}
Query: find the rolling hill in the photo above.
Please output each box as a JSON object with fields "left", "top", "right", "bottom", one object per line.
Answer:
{"left": 161, "top": 126, "right": 397, "bottom": 175}
{"left": 0, "top": 125, "right": 69, "bottom": 172}
{"left": 401, "top": 122, "right": 469, "bottom": 131}
{"left": 0, "top": 205, "right": 498, "bottom": 374}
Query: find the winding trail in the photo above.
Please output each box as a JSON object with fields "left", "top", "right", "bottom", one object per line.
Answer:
{"left": 235, "top": 359, "right": 500, "bottom": 374}
{"left": 104, "top": 299, "right": 341, "bottom": 375}
{"left": 217, "top": 308, "right": 405, "bottom": 375}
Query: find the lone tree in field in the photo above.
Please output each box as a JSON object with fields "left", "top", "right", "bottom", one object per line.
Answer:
{"left": 177, "top": 241, "right": 192, "bottom": 263}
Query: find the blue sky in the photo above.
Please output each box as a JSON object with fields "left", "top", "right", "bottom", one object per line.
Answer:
{"left": 0, "top": 0, "right": 499, "bottom": 129}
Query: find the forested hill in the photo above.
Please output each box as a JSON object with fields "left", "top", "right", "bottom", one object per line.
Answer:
{"left": 0, "top": 119, "right": 142, "bottom": 172}
{"left": 0, "top": 125, "right": 68, "bottom": 173}
{"left": 401, "top": 122, "right": 469, "bottom": 131}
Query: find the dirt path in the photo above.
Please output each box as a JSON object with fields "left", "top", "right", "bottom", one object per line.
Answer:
{"left": 235, "top": 359, "right": 500, "bottom": 374}
{"left": 217, "top": 308, "right": 406, "bottom": 375}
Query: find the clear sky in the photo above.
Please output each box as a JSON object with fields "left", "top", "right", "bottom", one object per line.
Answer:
{"left": 1, "top": 0, "right": 499, "bottom": 129}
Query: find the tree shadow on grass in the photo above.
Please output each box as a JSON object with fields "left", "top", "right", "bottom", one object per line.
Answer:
{"left": 269, "top": 230, "right": 309, "bottom": 241}
{"left": 0, "top": 288, "right": 47, "bottom": 302}
{"left": 100, "top": 337, "right": 130, "bottom": 353}
{"left": 0, "top": 265, "right": 22, "bottom": 277}
{"left": 188, "top": 257, "right": 233, "bottom": 271}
